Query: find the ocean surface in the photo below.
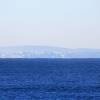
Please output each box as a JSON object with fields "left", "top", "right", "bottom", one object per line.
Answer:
{"left": 0, "top": 59, "right": 100, "bottom": 100}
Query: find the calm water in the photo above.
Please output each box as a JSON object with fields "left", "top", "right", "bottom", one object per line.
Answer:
{"left": 0, "top": 59, "right": 100, "bottom": 100}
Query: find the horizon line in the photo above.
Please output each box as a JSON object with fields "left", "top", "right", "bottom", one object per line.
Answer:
{"left": 0, "top": 45, "right": 100, "bottom": 50}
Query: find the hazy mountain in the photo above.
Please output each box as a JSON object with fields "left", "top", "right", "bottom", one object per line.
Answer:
{"left": 0, "top": 46, "right": 100, "bottom": 58}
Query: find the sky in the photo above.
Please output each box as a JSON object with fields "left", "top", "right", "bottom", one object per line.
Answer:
{"left": 0, "top": 0, "right": 100, "bottom": 48}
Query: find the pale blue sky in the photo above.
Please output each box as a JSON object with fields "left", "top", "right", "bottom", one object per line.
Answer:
{"left": 0, "top": 0, "right": 100, "bottom": 48}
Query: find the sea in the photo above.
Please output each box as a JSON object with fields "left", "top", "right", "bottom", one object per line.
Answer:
{"left": 0, "top": 58, "right": 100, "bottom": 100}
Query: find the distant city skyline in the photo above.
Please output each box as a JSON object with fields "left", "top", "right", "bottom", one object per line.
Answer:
{"left": 0, "top": 0, "right": 100, "bottom": 48}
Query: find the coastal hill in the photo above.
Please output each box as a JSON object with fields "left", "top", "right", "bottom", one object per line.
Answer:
{"left": 0, "top": 46, "right": 100, "bottom": 58}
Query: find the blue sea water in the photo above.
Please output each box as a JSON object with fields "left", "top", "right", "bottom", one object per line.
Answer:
{"left": 0, "top": 59, "right": 100, "bottom": 100}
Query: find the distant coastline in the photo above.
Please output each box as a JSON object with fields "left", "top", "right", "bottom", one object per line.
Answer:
{"left": 0, "top": 46, "right": 100, "bottom": 58}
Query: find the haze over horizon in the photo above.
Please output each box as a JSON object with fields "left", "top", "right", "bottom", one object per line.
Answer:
{"left": 0, "top": 45, "right": 100, "bottom": 50}
{"left": 0, "top": 0, "right": 100, "bottom": 49}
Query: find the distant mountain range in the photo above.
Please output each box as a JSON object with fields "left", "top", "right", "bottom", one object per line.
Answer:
{"left": 0, "top": 46, "right": 100, "bottom": 58}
